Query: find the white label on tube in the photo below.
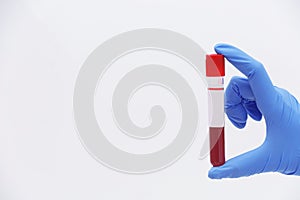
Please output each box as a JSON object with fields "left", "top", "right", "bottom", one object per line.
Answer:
{"left": 207, "top": 77, "right": 224, "bottom": 88}
{"left": 208, "top": 89, "right": 224, "bottom": 127}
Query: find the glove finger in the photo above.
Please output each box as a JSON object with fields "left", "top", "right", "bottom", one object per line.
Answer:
{"left": 225, "top": 104, "right": 247, "bottom": 128}
{"left": 215, "top": 43, "right": 277, "bottom": 118}
{"left": 243, "top": 100, "right": 262, "bottom": 121}
{"left": 208, "top": 145, "right": 269, "bottom": 179}
{"left": 225, "top": 76, "right": 261, "bottom": 127}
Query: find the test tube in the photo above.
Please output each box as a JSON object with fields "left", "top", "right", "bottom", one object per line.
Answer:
{"left": 206, "top": 54, "right": 225, "bottom": 167}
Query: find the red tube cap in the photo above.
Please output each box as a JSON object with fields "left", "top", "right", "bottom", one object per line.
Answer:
{"left": 206, "top": 54, "right": 225, "bottom": 77}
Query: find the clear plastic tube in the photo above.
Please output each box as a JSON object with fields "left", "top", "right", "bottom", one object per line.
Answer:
{"left": 206, "top": 54, "right": 225, "bottom": 167}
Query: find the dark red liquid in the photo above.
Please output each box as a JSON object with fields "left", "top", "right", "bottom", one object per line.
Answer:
{"left": 209, "top": 127, "right": 225, "bottom": 167}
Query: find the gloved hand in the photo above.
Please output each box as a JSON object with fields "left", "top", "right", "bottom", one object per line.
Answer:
{"left": 208, "top": 43, "right": 300, "bottom": 179}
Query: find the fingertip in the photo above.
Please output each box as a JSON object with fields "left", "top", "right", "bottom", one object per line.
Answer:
{"left": 233, "top": 121, "right": 246, "bottom": 129}
{"left": 225, "top": 107, "right": 247, "bottom": 129}
{"left": 249, "top": 112, "right": 262, "bottom": 121}
{"left": 208, "top": 165, "right": 235, "bottom": 179}
{"left": 227, "top": 117, "right": 247, "bottom": 129}
{"left": 227, "top": 117, "right": 246, "bottom": 128}
{"left": 214, "top": 43, "right": 225, "bottom": 54}
{"left": 208, "top": 167, "right": 221, "bottom": 179}
{"left": 214, "top": 43, "right": 234, "bottom": 54}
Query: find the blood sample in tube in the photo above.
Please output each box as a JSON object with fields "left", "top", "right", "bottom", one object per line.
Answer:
{"left": 206, "top": 54, "right": 225, "bottom": 167}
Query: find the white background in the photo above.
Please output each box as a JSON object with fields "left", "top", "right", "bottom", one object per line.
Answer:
{"left": 1, "top": 0, "right": 300, "bottom": 199}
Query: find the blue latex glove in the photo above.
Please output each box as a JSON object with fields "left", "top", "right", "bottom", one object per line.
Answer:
{"left": 208, "top": 43, "right": 300, "bottom": 179}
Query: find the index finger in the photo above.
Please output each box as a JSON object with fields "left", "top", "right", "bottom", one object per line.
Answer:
{"left": 214, "top": 43, "right": 277, "bottom": 117}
